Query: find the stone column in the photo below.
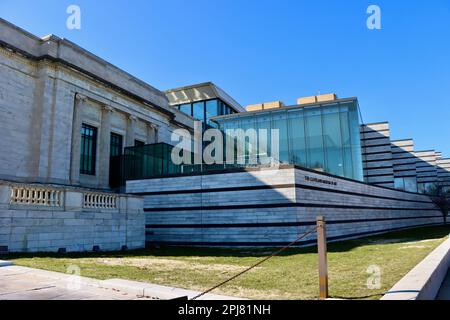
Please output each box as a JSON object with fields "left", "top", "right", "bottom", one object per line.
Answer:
{"left": 148, "top": 123, "right": 160, "bottom": 144}
{"left": 98, "top": 105, "right": 113, "bottom": 188}
{"left": 69, "top": 93, "right": 86, "bottom": 185}
{"left": 126, "top": 115, "right": 138, "bottom": 147}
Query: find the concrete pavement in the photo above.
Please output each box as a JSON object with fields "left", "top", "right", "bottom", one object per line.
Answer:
{"left": 0, "top": 260, "right": 242, "bottom": 300}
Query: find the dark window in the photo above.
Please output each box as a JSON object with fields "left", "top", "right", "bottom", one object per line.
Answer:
{"left": 80, "top": 124, "right": 97, "bottom": 175}
{"left": 109, "top": 133, "right": 123, "bottom": 189}
{"left": 134, "top": 140, "right": 145, "bottom": 147}
{"left": 110, "top": 133, "right": 123, "bottom": 157}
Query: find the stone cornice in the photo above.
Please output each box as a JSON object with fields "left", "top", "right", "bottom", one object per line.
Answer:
{"left": 0, "top": 38, "right": 176, "bottom": 120}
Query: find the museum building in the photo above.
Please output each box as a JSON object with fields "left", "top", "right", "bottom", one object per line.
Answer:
{"left": 0, "top": 18, "right": 449, "bottom": 251}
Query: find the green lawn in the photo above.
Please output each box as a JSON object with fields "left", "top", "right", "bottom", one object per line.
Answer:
{"left": 5, "top": 225, "right": 450, "bottom": 300}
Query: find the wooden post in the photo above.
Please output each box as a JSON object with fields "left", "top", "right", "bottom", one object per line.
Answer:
{"left": 317, "top": 216, "right": 328, "bottom": 300}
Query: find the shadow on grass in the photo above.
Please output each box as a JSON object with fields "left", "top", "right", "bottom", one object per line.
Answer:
{"left": 4, "top": 225, "right": 450, "bottom": 261}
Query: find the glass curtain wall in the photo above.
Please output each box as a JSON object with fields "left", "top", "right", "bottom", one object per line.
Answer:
{"left": 214, "top": 100, "right": 364, "bottom": 181}
{"left": 123, "top": 100, "right": 364, "bottom": 182}
{"left": 176, "top": 99, "right": 235, "bottom": 129}
{"left": 395, "top": 177, "right": 418, "bottom": 193}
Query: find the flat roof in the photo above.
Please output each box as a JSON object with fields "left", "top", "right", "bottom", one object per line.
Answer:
{"left": 165, "top": 82, "right": 245, "bottom": 113}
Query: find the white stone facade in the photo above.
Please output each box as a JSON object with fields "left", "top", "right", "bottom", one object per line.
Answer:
{"left": 0, "top": 19, "right": 195, "bottom": 252}
{"left": 0, "top": 18, "right": 193, "bottom": 189}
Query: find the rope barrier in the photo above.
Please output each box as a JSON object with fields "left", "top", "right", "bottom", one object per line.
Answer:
{"left": 191, "top": 226, "right": 318, "bottom": 300}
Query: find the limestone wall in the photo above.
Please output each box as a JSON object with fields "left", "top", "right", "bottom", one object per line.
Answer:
{"left": 126, "top": 166, "right": 443, "bottom": 246}
{"left": 0, "top": 182, "right": 145, "bottom": 253}
{"left": 0, "top": 19, "right": 194, "bottom": 189}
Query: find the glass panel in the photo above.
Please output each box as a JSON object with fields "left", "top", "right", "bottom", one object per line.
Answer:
{"left": 322, "top": 104, "right": 344, "bottom": 176}
{"left": 404, "top": 177, "right": 417, "bottom": 193}
{"left": 255, "top": 113, "right": 272, "bottom": 163}
{"left": 192, "top": 102, "right": 205, "bottom": 122}
{"left": 339, "top": 107, "right": 353, "bottom": 179}
{"left": 346, "top": 102, "right": 364, "bottom": 181}
{"left": 239, "top": 116, "right": 256, "bottom": 164}
{"left": 220, "top": 119, "right": 237, "bottom": 167}
{"left": 305, "top": 107, "right": 325, "bottom": 171}
{"left": 417, "top": 183, "right": 425, "bottom": 194}
{"left": 179, "top": 103, "right": 192, "bottom": 116}
{"left": 394, "top": 178, "right": 405, "bottom": 190}
{"left": 288, "top": 109, "right": 307, "bottom": 166}
{"left": 271, "top": 112, "right": 289, "bottom": 163}
{"left": 205, "top": 100, "right": 219, "bottom": 125}
{"left": 218, "top": 101, "right": 225, "bottom": 116}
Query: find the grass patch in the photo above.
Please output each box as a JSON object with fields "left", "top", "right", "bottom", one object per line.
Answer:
{"left": 5, "top": 225, "right": 450, "bottom": 300}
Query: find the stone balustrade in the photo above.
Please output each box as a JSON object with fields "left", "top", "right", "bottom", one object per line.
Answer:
{"left": 2, "top": 183, "right": 121, "bottom": 211}
{"left": 0, "top": 181, "right": 145, "bottom": 253}
{"left": 83, "top": 193, "right": 118, "bottom": 210}
{"left": 10, "top": 186, "right": 62, "bottom": 207}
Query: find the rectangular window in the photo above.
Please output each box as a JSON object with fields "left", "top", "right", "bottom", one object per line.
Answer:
{"left": 394, "top": 178, "right": 405, "bottom": 191}
{"left": 395, "top": 177, "right": 418, "bottom": 193}
{"left": 110, "top": 133, "right": 123, "bottom": 157}
{"left": 109, "top": 133, "right": 123, "bottom": 188}
{"left": 192, "top": 101, "right": 205, "bottom": 122}
{"left": 179, "top": 103, "right": 192, "bottom": 117}
{"left": 80, "top": 124, "right": 97, "bottom": 175}
{"left": 404, "top": 177, "right": 418, "bottom": 193}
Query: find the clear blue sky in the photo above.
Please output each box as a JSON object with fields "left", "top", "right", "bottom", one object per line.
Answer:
{"left": 1, "top": 0, "right": 449, "bottom": 156}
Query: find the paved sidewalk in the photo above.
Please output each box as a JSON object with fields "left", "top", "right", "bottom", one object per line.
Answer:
{"left": 0, "top": 260, "right": 243, "bottom": 300}
{"left": 436, "top": 268, "right": 450, "bottom": 300}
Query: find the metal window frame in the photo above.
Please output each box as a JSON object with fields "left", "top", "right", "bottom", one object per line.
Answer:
{"left": 80, "top": 123, "right": 98, "bottom": 176}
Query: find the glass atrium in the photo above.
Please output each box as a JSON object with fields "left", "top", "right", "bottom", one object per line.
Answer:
{"left": 123, "top": 98, "right": 364, "bottom": 182}
{"left": 213, "top": 98, "right": 364, "bottom": 181}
